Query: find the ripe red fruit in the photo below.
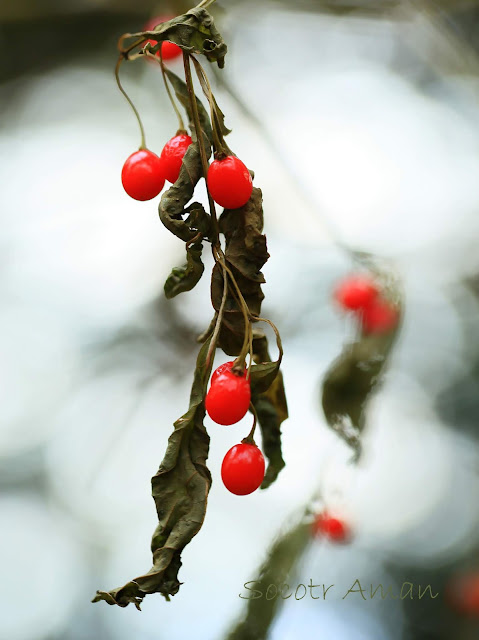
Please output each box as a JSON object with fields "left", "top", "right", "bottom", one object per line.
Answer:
{"left": 160, "top": 40, "right": 182, "bottom": 61}
{"left": 312, "top": 512, "right": 350, "bottom": 542}
{"left": 144, "top": 16, "right": 182, "bottom": 61}
{"left": 121, "top": 149, "right": 165, "bottom": 201}
{"left": 221, "top": 443, "right": 265, "bottom": 495}
{"left": 207, "top": 155, "right": 253, "bottom": 209}
{"left": 446, "top": 573, "right": 479, "bottom": 616}
{"left": 334, "top": 275, "right": 379, "bottom": 311}
{"left": 160, "top": 133, "right": 192, "bottom": 183}
{"left": 361, "top": 299, "right": 398, "bottom": 335}
{"left": 211, "top": 361, "right": 246, "bottom": 384}
{"left": 205, "top": 366, "right": 251, "bottom": 425}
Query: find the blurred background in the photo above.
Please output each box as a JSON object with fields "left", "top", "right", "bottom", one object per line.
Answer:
{"left": 2, "top": 0, "right": 479, "bottom": 638}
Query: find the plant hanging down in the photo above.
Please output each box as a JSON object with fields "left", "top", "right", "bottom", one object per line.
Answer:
{"left": 322, "top": 265, "right": 402, "bottom": 460}
{"left": 92, "top": 0, "right": 288, "bottom": 610}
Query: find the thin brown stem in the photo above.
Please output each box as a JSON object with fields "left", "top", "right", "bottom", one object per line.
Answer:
{"left": 118, "top": 33, "right": 147, "bottom": 56}
{"left": 186, "top": 232, "right": 203, "bottom": 249}
{"left": 249, "top": 315, "right": 283, "bottom": 363}
{"left": 242, "top": 403, "right": 258, "bottom": 444}
{"left": 183, "top": 52, "right": 219, "bottom": 245}
{"left": 159, "top": 55, "right": 186, "bottom": 133}
{"left": 205, "top": 263, "right": 228, "bottom": 371}
{"left": 190, "top": 55, "right": 231, "bottom": 157}
{"left": 247, "top": 324, "right": 254, "bottom": 380}
{"left": 115, "top": 56, "right": 146, "bottom": 149}
{"left": 212, "top": 246, "right": 251, "bottom": 365}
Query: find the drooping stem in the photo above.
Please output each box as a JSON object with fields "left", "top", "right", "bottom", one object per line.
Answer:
{"left": 183, "top": 52, "right": 220, "bottom": 245}
{"left": 247, "top": 324, "right": 254, "bottom": 379}
{"left": 213, "top": 246, "right": 252, "bottom": 367}
{"left": 141, "top": 50, "right": 186, "bottom": 133}
{"left": 242, "top": 403, "right": 258, "bottom": 444}
{"left": 191, "top": 55, "right": 231, "bottom": 158}
{"left": 205, "top": 263, "right": 228, "bottom": 370}
{"left": 159, "top": 55, "right": 186, "bottom": 133}
{"left": 115, "top": 56, "right": 146, "bottom": 149}
{"left": 118, "top": 33, "right": 146, "bottom": 57}
{"left": 250, "top": 315, "right": 284, "bottom": 364}
{"left": 197, "top": 0, "right": 217, "bottom": 8}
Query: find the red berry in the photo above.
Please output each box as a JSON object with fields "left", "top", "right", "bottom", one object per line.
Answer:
{"left": 160, "top": 133, "right": 192, "bottom": 183}
{"left": 312, "top": 512, "right": 350, "bottom": 542}
{"left": 334, "top": 275, "right": 379, "bottom": 311}
{"left": 144, "top": 16, "right": 182, "bottom": 61}
{"left": 161, "top": 41, "right": 182, "bottom": 60}
{"left": 207, "top": 155, "right": 253, "bottom": 209}
{"left": 211, "top": 361, "right": 246, "bottom": 384}
{"left": 121, "top": 149, "right": 165, "bottom": 201}
{"left": 446, "top": 574, "right": 479, "bottom": 616}
{"left": 361, "top": 299, "right": 398, "bottom": 335}
{"left": 221, "top": 443, "right": 265, "bottom": 495}
{"left": 205, "top": 367, "right": 251, "bottom": 425}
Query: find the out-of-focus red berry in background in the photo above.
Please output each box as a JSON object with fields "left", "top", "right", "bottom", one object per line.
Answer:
{"left": 143, "top": 15, "right": 182, "bottom": 61}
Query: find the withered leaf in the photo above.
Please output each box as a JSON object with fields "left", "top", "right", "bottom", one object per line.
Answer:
{"left": 322, "top": 322, "right": 400, "bottom": 456}
{"left": 164, "top": 242, "right": 205, "bottom": 299}
{"left": 135, "top": 8, "right": 227, "bottom": 68}
{"left": 211, "top": 187, "right": 269, "bottom": 356}
{"left": 190, "top": 55, "right": 232, "bottom": 141}
{"left": 163, "top": 68, "right": 213, "bottom": 145}
{"left": 158, "top": 69, "right": 212, "bottom": 294}
{"left": 249, "top": 330, "right": 282, "bottom": 394}
{"left": 250, "top": 333, "right": 287, "bottom": 489}
{"left": 92, "top": 336, "right": 214, "bottom": 608}
{"left": 227, "top": 517, "right": 310, "bottom": 640}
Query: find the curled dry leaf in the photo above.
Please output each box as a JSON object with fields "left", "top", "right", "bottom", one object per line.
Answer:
{"left": 133, "top": 8, "right": 228, "bottom": 68}
{"left": 164, "top": 241, "right": 204, "bottom": 299}
{"left": 211, "top": 187, "right": 268, "bottom": 355}
{"left": 159, "top": 69, "right": 213, "bottom": 293}
{"left": 92, "top": 336, "right": 214, "bottom": 608}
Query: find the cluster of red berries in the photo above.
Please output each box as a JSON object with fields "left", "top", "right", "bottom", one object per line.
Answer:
{"left": 333, "top": 274, "right": 398, "bottom": 335}
{"left": 121, "top": 134, "right": 192, "bottom": 201}
{"left": 205, "top": 361, "right": 265, "bottom": 495}
{"left": 122, "top": 142, "right": 253, "bottom": 207}
{"left": 311, "top": 512, "right": 350, "bottom": 543}
{"left": 121, "top": 16, "right": 253, "bottom": 208}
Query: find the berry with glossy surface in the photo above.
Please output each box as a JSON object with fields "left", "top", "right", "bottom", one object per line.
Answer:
{"left": 361, "top": 299, "right": 398, "bottom": 335}
{"left": 312, "top": 512, "right": 350, "bottom": 542}
{"left": 160, "top": 133, "right": 192, "bottom": 183}
{"left": 211, "top": 361, "right": 246, "bottom": 384}
{"left": 121, "top": 149, "right": 165, "bottom": 201}
{"left": 334, "top": 275, "right": 379, "bottom": 311}
{"left": 221, "top": 443, "right": 265, "bottom": 495}
{"left": 207, "top": 155, "right": 253, "bottom": 209}
{"left": 205, "top": 368, "right": 251, "bottom": 425}
{"left": 144, "top": 16, "right": 182, "bottom": 61}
